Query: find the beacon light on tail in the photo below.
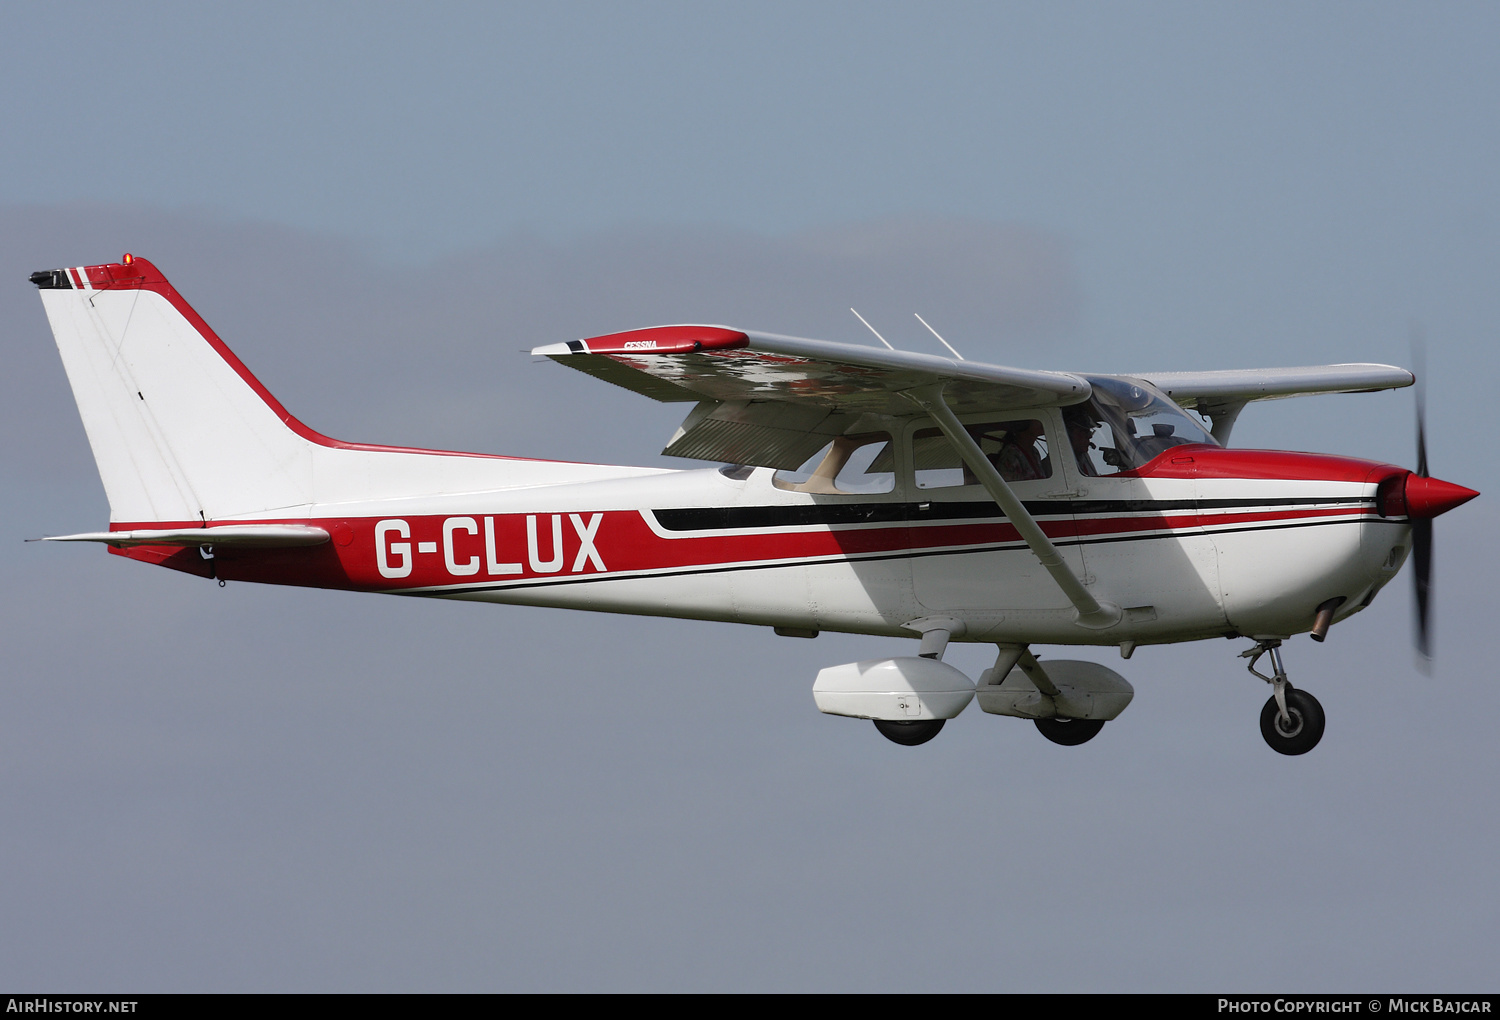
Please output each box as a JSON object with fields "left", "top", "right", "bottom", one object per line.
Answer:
{"left": 31, "top": 256, "right": 1478, "bottom": 755}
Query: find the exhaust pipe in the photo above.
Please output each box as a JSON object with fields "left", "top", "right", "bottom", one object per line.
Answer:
{"left": 1310, "top": 596, "right": 1347, "bottom": 643}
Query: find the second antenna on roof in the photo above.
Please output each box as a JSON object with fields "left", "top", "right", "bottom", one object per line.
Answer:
{"left": 915, "top": 313, "right": 965, "bottom": 360}
{"left": 847, "top": 308, "right": 966, "bottom": 360}
{"left": 849, "top": 308, "right": 896, "bottom": 350}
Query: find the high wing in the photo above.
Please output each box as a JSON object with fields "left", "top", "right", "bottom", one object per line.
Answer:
{"left": 1131, "top": 363, "right": 1413, "bottom": 443}
{"left": 533, "top": 325, "right": 1091, "bottom": 469}
{"left": 1135, "top": 364, "right": 1413, "bottom": 410}
{"left": 535, "top": 325, "right": 1414, "bottom": 466}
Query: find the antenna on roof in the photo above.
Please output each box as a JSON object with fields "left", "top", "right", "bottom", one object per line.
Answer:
{"left": 915, "top": 313, "right": 964, "bottom": 360}
{"left": 850, "top": 308, "right": 896, "bottom": 350}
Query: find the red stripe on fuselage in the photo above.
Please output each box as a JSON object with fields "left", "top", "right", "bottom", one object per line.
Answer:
{"left": 1072, "top": 505, "right": 1375, "bottom": 539}
{"left": 107, "top": 501, "right": 1382, "bottom": 592}
{"left": 1130, "top": 445, "right": 1408, "bottom": 484}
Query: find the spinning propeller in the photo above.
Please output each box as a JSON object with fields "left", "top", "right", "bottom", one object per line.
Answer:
{"left": 1404, "top": 344, "right": 1479, "bottom": 665}
{"left": 1412, "top": 378, "right": 1434, "bottom": 662}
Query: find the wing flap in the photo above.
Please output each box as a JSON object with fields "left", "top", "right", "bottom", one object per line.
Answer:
{"left": 660, "top": 399, "right": 863, "bottom": 468}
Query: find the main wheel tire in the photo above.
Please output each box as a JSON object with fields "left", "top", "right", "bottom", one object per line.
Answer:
{"left": 1259, "top": 688, "right": 1325, "bottom": 755}
{"left": 1034, "top": 716, "right": 1105, "bottom": 746}
{"left": 873, "top": 718, "right": 945, "bottom": 746}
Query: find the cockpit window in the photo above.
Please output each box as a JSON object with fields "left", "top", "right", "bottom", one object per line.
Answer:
{"left": 1067, "top": 377, "right": 1217, "bottom": 476}
{"left": 773, "top": 432, "right": 895, "bottom": 494}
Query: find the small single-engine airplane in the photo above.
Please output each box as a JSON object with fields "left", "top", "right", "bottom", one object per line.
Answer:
{"left": 31, "top": 256, "right": 1479, "bottom": 754}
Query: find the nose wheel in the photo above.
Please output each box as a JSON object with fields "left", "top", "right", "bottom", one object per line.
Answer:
{"left": 1241, "top": 640, "right": 1326, "bottom": 755}
{"left": 1258, "top": 687, "right": 1325, "bottom": 755}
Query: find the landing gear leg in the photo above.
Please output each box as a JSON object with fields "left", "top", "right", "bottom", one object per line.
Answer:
{"left": 1241, "top": 640, "right": 1325, "bottom": 755}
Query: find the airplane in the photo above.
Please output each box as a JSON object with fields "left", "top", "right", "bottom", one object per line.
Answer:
{"left": 29, "top": 255, "right": 1479, "bottom": 755}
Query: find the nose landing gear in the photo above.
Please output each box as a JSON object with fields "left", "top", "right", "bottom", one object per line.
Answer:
{"left": 1241, "top": 640, "right": 1326, "bottom": 755}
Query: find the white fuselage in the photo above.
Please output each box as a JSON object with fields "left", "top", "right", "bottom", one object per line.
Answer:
{"left": 164, "top": 406, "right": 1409, "bottom": 649}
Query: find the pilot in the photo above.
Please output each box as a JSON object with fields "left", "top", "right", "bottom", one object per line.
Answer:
{"left": 1062, "top": 405, "right": 1101, "bottom": 477}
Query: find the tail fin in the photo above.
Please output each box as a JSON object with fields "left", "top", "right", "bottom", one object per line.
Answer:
{"left": 34, "top": 256, "right": 642, "bottom": 525}
{"left": 35, "top": 257, "right": 324, "bottom": 522}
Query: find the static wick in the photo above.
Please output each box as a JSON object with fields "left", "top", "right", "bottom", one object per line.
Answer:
{"left": 914, "top": 313, "right": 964, "bottom": 360}
{"left": 850, "top": 308, "right": 896, "bottom": 350}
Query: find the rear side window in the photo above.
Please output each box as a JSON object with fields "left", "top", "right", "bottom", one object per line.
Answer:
{"left": 773, "top": 433, "right": 895, "bottom": 494}
{"left": 912, "top": 420, "right": 1052, "bottom": 489}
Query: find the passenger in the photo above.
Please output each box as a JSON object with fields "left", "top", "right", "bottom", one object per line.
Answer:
{"left": 992, "top": 420, "right": 1047, "bottom": 481}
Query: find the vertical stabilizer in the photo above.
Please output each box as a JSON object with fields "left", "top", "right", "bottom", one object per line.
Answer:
{"left": 34, "top": 257, "right": 668, "bottom": 527}
{"left": 36, "top": 258, "right": 316, "bottom": 522}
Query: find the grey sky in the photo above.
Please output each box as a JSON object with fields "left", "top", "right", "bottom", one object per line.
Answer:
{"left": 3, "top": 3, "right": 1497, "bottom": 991}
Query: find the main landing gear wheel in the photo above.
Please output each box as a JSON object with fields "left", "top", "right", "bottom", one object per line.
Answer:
{"left": 873, "top": 718, "right": 945, "bottom": 746}
{"left": 1034, "top": 716, "right": 1105, "bottom": 746}
{"left": 1259, "top": 688, "right": 1325, "bottom": 755}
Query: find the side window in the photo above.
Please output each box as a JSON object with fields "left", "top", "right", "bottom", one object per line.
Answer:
{"left": 1063, "top": 384, "right": 1214, "bottom": 478}
{"left": 1062, "top": 404, "right": 1129, "bottom": 477}
{"left": 912, "top": 420, "right": 1052, "bottom": 489}
{"left": 773, "top": 432, "right": 895, "bottom": 494}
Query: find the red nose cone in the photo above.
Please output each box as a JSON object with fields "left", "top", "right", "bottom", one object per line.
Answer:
{"left": 1404, "top": 474, "right": 1480, "bottom": 519}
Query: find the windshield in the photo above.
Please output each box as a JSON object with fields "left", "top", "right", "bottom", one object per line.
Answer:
{"left": 1065, "top": 376, "right": 1217, "bottom": 476}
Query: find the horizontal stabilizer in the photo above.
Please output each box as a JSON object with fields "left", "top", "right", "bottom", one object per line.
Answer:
{"left": 39, "top": 525, "right": 330, "bottom": 548}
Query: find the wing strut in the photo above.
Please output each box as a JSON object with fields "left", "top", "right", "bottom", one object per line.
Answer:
{"left": 902, "top": 385, "right": 1122, "bottom": 630}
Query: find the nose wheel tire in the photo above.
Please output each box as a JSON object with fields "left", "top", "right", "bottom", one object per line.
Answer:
{"left": 1034, "top": 716, "right": 1105, "bottom": 746}
{"left": 873, "top": 718, "right": 945, "bottom": 746}
{"left": 1259, "top": 688, "right": 1325, "bottom": 755}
